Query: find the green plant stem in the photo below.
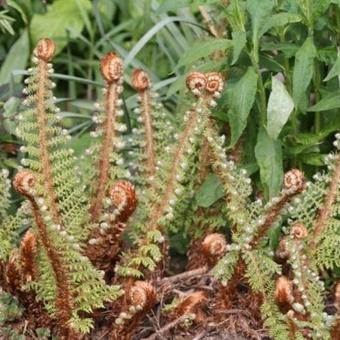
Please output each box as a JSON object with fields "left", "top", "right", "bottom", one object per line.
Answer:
{"left": 249, "top": 51, "right": 267, "bottom": 125}
{"left": 313, "top": 60, "right": 321, "bottom": 133}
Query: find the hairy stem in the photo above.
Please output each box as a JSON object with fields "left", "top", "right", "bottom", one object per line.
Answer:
{"left": 90, "top": 82, "right": 118, "bottom": 223}
{"left": 36, "top": 60, "right": 61, "bottom": 225}
{"left": 145, "top": 110, "right": 199, "bottom": 233}
{"left": 311, "top": 156, "right": 340, "bottom": 250}
{"left": 14, "top": 172, "right": 75, "bottom": 336}
{"left": 140, "top": 89, "right": 156, "bottom": 177}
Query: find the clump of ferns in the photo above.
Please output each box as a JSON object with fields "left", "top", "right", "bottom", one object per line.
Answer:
{"left": 0, "top": 37, "right": 339, "bottom": 340}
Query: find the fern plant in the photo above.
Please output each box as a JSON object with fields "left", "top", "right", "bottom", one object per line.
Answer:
{"left": 0, "top": 38, "right": 339, "bottom": 340}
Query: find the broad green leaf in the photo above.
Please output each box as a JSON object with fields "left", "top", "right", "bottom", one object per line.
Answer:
{"left": 266, "top": 76, "right": 294, "bottom": 139}
{"left": 226, "top": 0, "right": 247, "bottom": 32}
{"left": 286, "top": 144, "right": 320, "bottom": 157}
{"left": 312, "top": 0, "right": 332, "bottom": 20}
{"left": 297, "top": 0, "right": 331, "bottom": 23}
{"left": 156, "top": 0, "right": 191, "bottom": 13}
{"left": 324, "top": 55, "right": 340, "bottom": 81}
{"left": 195, "top": 173, "right": 224, "bottom": 208}
{"left": 246, "top": 0, "right": 273, "bottom": 48}
{"left": 295, "top": 117, "right": 340, "bottom": 145}
{"left": 30, "top": 0, "right": 91, "bottom": 53}
{"left": 231, "top": 31, "right": 247, "bottom": 65}
{"left": 175, "top": 38, "right": 232, "bottom": 69}
{"left": 0, "top": 29, "right": 29, "bottom": 85}
{"left": 292, "top": 37, "right": 317, "bottom": 111}
{"left": 261, "top": 42, "right": 298, "bottom": 58}
{"left": 228, "top": 67, "right": 258, "bottom": 146}
{"left": 260, "top": 13, "right": 302, "bottom": 36}
{"left": 301, "top": 153, "right": 326, "bottom": 166}
{"left": 255, "top": 127, "right": 283, "bottom": 199}
{"left": 307, "top": 91, "right": 340, "bottom": 111}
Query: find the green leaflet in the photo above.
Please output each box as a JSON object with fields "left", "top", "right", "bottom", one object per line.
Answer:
{"left": 30, "top": 0, "right": 91, "bottom": 53}
{"left": 255, "top": 127, "right": 283, "bottom": 199}
{"left": 246, "top": 0, "right": 273, "bottom": 52}
{"left": 260, "top": 13, "right": 302, "bottom": 38}
{"left": 226, "top": 0, "right": 247, "bottom": 33}
{"left": 231, "top": 31, "right": 247, "bottom": 65}
{"left": 266, "top": 76, "right": 294, "bottom": 139}
{"left": 324, "top": 55, "right": 340, "bottom": 81}
{"left": 228, "top": 66, "right": 258, "bottom": 147}
{"left": 307, "top": 91, "right": 340, "bottom": 112}
{"left": 175, "top": 38, "right": 232, "bottom": 69}
{"left": 156, "top": 0, "right": 191, "bottom": 13}
{"left": 292, "top": 36, "right": 317, "bottom": 112}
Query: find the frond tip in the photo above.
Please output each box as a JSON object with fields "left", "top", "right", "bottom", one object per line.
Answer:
{"left": 201, "top": 233, "right": 227, "bottom": 265}
{"left": 132, "top": 69, "right": 151, "bottom": 91}
{"left": 186, "top": 72, "right": 207, "bottom": 97}
{"left": 283, "top": 169, "right": 305, "bottom": 193}
{"left": 33, "top": 38, "right": 55, "bottom": 62}
{"left": 13, "top": 170, "right": 35, "bottom": 197}
{"left": 100, "top": 52, "right": 123, "bottom": 83}
{"left": 290, "top": 223, "right": 308, "bottom": 240}
{"left": 129, "top": 280, "right": 157, "bottom": 310}
{"left": 109, "top": 180, "right": 138, "bottom": 222}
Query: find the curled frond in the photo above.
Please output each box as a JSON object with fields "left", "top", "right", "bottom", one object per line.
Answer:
{"left": 283, "top": 169, "right": 305, "bottom": 193}
{"left": 33, "top": 38, "right": 55, "bottom": 62}
{"left": 109, "top": 180, "right": 138, "bottom": 222}
{"left": 201, "top": 233, "right": 227, "bottom": 266}
{"left": 132, "top": 69, "right": 151, "bottom": 91}
{"left": 13, "top": 170, "right": 35, "bottom": 197}
{"left": 290, "top": 223, "right": 308, "bottom": 240}
{"left": 205, "top": 72, "right": 224, "bottom": 94}
{"left": 186, "top": 72, "right": 207, "bottom": 97}
{"left": 100, "top": 52, "right": 123, "bottom": 83}
{"left": 129, "top": 280, "right": 157, "bottom": 309}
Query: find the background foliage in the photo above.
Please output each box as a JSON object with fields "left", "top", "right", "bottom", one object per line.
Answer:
{"left": 0, "top": 0, "right": 339, "bottom": 237}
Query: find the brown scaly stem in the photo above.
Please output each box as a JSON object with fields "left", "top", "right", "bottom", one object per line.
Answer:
{"left": 13, "top": 170, "right": 77, "bottom": 338}
{"left": 150, "top": 291, "right": 208, "bottom": 339}
{"left": 18, "top": 230, "right": 38, "bottom": 284}
{"left": 311, "top": 155, "right": 340, "bottom": 251}
{"left": 124, "top": 107, "right": 201, "bottom": 279}
{"left": 250, "top": 171, "right": 305, "bottom": 248}
{"left": 287, "top": 310, "right": 298, "bottom": 340}
{"left": 220, "top": 170, "right": 305, "bottom": 307}
{"left": 144, "top": 71, "right": 224, "bottom": 237}
{"left": 132, "top": 69, "right": 157, "bottom": 177}
{"left": 33, "top": 39, "right": 61, "bottom": 226}
{"left": 90, "top": 52, "right": 123, "bottom": 223}
{"left": 146, "top": 110, "right": 199, "bottom": 233}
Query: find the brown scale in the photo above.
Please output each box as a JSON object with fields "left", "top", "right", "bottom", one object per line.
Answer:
{"left": 86, "top": 180, "right": 137, "bottom": 276}
{"left": 167, "top": 291, "right": 208, "bottom": 330}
